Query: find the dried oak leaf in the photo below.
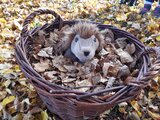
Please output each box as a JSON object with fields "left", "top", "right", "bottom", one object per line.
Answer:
{"left": 44, "top": 71, "right": 57, "bottom": 80}
{"left": 63, "top": 65, "right": 77, "bottom": 72}
{"left": 76, "top": 79, "right": 92, "bottom": 92}
{"left": 37, "top": 47, "right": 53, "bottom": 58}
{"left": 52, "top": 55, "right": 70, "bottom": 72}
{"left": 124, "top": 43, "right": 136, "bottom": 55}
{"left": 116, "top": 48, "right": 133, "bottom": 63}
{"left": 33, "top": 59, "right": 50, "bottom": 72}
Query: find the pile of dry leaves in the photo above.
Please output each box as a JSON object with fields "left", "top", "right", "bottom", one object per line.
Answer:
{"left": 30, "top": 25, "right": 139, "bottom": 94}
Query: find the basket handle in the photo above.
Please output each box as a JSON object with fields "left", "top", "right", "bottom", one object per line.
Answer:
{"left": 21, "top": 9, "right": 63, "bottom": 37}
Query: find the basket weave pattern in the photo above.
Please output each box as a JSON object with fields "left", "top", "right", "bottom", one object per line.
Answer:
{"left": 15, "top": 9, "right": 160, "bottom": 120}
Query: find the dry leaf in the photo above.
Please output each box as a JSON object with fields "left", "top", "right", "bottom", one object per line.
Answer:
{"left": 118, "top": 65, "right": 130, "bottom": 78}
{"left": 62, "top": 78, "right": 76, "bottom": 83}
{"left": 1, "top": 96, "right": 15, "bottom": 107}
{"left": 116, "top": 48, "right": 133, "bottom": 63}
{"left": 33, "top": 59, "right": 50, "bottom": 72}
{"left": 63, "top": 65, "right": 77, "bottom": 72}
{"left": 0, "top": 91, "right": 7, "bottom": 101}
{"left": 90, "top": 58, "right": 99, "bottom": 70}
{"left": 132, "top": 23, "right": 141, "bottom": 30}
{"left": 116, "top": 37, "right": 127, "bottom": 49}
{"left": 98, "top": 48, "right": 109, "bottom": 56}
{"left": 125, "top": 43, "right": 136, "bottom": 54}
{"left": 106, "top": 77, "right": 116, "bottom": 88}
{"left": 148, "top": 104, "right": 159, "bottom": 112}
{"left": 129, "top": 111, "right": 141, "bottom": 120}
{"left": 44, "top": 71, "right": 57, "bottom": 80}
{"left": 131, "top": 100, "right": 142, "bottom": 117}
{"left": 91, "top": 74, "right": 101, "bottom": 85}
{"left": 76, "top": 79, "right": 92, "bottom": 92}
{"left": 41, "top": 110, "right": 49, "bottom": 120}
{"left": 147, "top": 109, "right": 160, "bottom": 120}
{"left": 102, "top": 62, "right": 112, "bottom": 77}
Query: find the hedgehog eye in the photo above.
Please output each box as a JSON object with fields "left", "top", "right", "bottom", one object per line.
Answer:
{"left": 94, "top": 38, "right": 97, "bottom": 42}
{"left": 75, "top": 37, "right": 79, "bottom": 42}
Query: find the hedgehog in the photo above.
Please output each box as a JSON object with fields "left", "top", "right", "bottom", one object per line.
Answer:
{"left": 53, "top": 22, "right": 104, "bottom": 63}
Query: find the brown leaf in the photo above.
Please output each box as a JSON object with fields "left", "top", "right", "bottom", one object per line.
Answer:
{"left": 118, "top": 65, "right": 130, "bottom": 78}
{"left": 147, "top": 109, "right": 160, "bottom": 120}
{"left": 33, "top": 59, "right": 50, "bottom": 72}
{"left": 29, "top": 107, "right": 42, "bottom": 114}
{"left": 124, "top": 43, "right": 136, "bottom": 54}
{"left": 102, "top": 62, "right": 112, "bottom": 77}
{"left": 116, "top": 37, "right": 127, "bottom": 49}
{"left": 63, "top": 65, "right": 77, "bottom": 72}
{"left": 116, "top": 48, "right": 133, "bottom": 63}
{"left": 44, "top": 71, "right": 57, "bottom": 80}
{"left": 91, "top": 73, "right": 101, "bottom": 85}
{"left": 76, "top": 79, "right": 92, "bottom": 92}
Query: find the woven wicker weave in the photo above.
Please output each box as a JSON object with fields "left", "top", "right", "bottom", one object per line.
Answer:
{"left": 15, "top": 9, "right": 160, "bottom": 120}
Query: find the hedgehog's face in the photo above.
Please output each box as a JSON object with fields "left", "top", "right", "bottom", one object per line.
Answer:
{"left": 71, "top": 35, "right": 99, "bottom": 62}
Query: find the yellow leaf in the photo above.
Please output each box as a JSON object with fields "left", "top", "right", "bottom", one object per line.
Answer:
{"left": 14, "top": 65, "right": 21, "bottom": 72}
{"left": 130, "top": 100, "right": 142, "bottom": 117}
{"left": 0, "top": 18, "right": 7, "bottom": 24}
{"left": 156, "top": 36, "right": 160, "bottom": 41}
{"left": 0, "top": 28, "right": 14, "bottom": 38}
{"left": 41, "top": 110, "right": 48, "bottom": 120}
{"left": 148, "top": 91, "right": 156, "bottom": 99}
{"left": 1, "top": 96, "right": 15, "bottom": 107}
{"left": 104, "top": 21, "right": 110, "bottom": 25}
{"left": 116, "top": 14, "right": 127, "bottom": 21}
{"left": 147, "top": 109, "right": 160, "bottom": 120}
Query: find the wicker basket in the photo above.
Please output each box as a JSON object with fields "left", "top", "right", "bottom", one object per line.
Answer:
{"left": 15, "top": 9, "right": 160, "bottom": 120}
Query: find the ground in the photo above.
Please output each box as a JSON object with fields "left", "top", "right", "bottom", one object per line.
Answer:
{"left": 0, "top": 0, "right": 160, "bottom": 120}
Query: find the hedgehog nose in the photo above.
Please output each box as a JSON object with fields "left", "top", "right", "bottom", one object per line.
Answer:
{"left": 84, "top": 51, "right": 90, "bottom": 56}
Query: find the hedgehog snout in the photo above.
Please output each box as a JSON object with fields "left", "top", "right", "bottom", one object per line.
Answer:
{"left": 80, "top": 46, "right": 91, "bottom": 55}
{"left": 83, "top": 51, "right": 90, "bottom": 56}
